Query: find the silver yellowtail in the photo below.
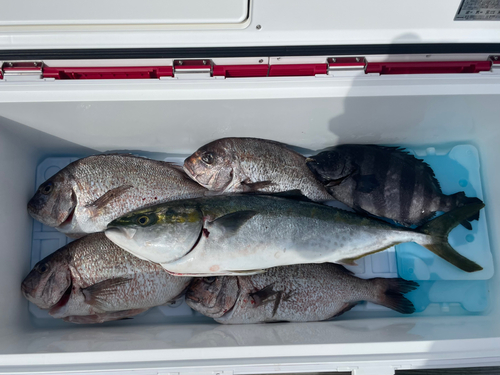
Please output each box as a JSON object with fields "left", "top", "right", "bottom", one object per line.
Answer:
{"left": 105, "top": 195, "right": 484, "bottom": 276}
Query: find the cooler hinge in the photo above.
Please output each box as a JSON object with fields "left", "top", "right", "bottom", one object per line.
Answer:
{"left": 327, "top": 57, "right": 367, "bottom": 76}
{"left": 1, "top": 61, "right": 44, "bottom": 81}
{"left": 489, "top": 55, "right": 500, "bottom": 73}
{"left": 173, "top": 59, "right": 214, "bottom": 79}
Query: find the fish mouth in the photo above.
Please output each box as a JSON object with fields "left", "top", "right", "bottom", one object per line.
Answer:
{"left": 182, "top": 164, "right": 196, "bottom": 179}
{"left": 183, "top": 163, "right": 212, "bottom": 188}
{"left": 105, "top": 226, "right": 137, "bottom": 242}
{"left": 48, "top": 281, "right": 72, "bottom": 317}
{"left": 117, "top": 227, "right": 137, "bottom": 240}
{"left": 56, "top": 205, "right": 76, "bottom": 229}
{"left": 185, "top": 290, "right": 199, "bottom": 303}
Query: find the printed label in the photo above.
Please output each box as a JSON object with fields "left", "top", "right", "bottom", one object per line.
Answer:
{"left": 455, "top": 0, "right": 500, "bottom": 20}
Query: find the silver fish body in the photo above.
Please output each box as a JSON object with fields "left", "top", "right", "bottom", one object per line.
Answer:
{"left": 105, "top": 195, "right": 483, "bottom": 275}
{"left": 306, "top": 145, "right": 483, "bottom": 228}
{"left": 28, "top": 154, "right": 208, "bottom": 237}
{"left": 186, "top": 264, "right": 418, "bottom": 324}
{"left": 183, "top": 137, "right": 333, "bottom": 202}
{"left": 21, "top": 233, "right": 192, "bottom": 322}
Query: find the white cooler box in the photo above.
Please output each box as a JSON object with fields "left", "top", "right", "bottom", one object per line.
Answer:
{"left": 1, "top": 1, "right": 500, "bottom": 374}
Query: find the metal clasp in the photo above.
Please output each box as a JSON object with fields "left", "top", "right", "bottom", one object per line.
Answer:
{"left": 173, "top": 59, "right": 213, "bottom": 79}
{"left": 1, "top": 61, "right": 43, "bottom": 80}
{"left": 327, "top": 57, "right": 366, "bottom": 76}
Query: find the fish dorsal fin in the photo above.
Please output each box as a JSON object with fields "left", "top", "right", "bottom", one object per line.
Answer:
{"left": 209, "top": 210, "right": 258, "bottom": 236}
{"left": 82, "top": 277, "right": 132, "bottom": 310}
{"left": 86, "top": 185, "right": 133, "bottom": 211}
{"left": 377, "top": 146, "right": 442, "bottom": 191}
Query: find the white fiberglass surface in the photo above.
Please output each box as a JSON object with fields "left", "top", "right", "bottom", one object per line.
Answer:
{"left": 0, "top": 0, "right": 248, "bottom": 26}
{"left": 0, "top": 75, "right": 498, "bottom": 369}
{"left": 0, "top": 0, "right": 499, "bottom": 48}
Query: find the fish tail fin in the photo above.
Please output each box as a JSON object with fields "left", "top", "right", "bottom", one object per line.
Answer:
{"left": 453, "top": 192, "right": 484, "bottom": 226}
{"left": 369, "top": 278, "right": 418, "bottom": 314}
{"left": 417, "top": 202, "right": 485, "bottom": 272}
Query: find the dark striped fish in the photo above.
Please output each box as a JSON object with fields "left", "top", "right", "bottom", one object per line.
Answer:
{"left": 306, "top": 145, "right": 482, "bottom": 228}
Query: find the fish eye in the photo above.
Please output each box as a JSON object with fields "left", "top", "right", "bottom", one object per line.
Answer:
{"left": 40, "top": 182, "right": 54, "bottom": 195}
{"left": 38, "top": 263, "right": 49, "bottom": 273}
{"left": 135, "top": 213, "right": 157, "bottom": 227}
{"left": 201, "top": 152, "right": 214, "bottom": 165}
{"left": 204, "top": 276, "right": 216, "bottom": 284}
{"left": 137, "top": 216, "right": 150, "bottom": 226}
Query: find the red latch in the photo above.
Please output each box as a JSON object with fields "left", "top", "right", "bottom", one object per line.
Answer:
{"left": 213, "top": 64, "right": 268, "bottom": 77}
{"left": 43, "top": 66, "right": 173, "bottom": 80}
{"left": 366, "top": 61, "right": 492, "bottom": 75}
{"left": 269, "top": 64, "right": 327, "bottom": 77}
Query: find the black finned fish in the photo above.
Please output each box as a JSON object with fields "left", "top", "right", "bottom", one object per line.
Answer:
{"left": 306, "top": 145, "right": 483, "bottom": 228}
{"left": 186, "top": 264, "right": 418, "bottom": 324}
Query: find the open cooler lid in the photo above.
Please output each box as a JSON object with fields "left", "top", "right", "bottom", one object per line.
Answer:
{"left": 0, "top": 0, "right": 499, "bottom": 50}
{"left": 0, "top": 0, "right": 249, "bottom": 28}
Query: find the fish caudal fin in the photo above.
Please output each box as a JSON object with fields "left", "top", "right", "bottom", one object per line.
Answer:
{"left": 372, "top": 278, "right": 419, "bottom": 314}
{"left": 451, "top": 192, "right": 484, "bottom": 228}
{"left": 417, "top": 202, "right": 485, "bottom": 272}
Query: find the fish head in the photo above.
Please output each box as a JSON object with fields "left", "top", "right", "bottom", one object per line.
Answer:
{"left": 183, "top": 139, "right": 235, "bottom": 191}
{"left": 105, "top": 204, "right": 204, "bottom": 264}
{"left": 21, "top": 251, "right": 72, "bottom": 310}
{"left": 27, "top": 171, "right": 77, "bottom": 228}
{"left": 306, "top": 149, "right": 355, "bottom": 183}
{"left": 185, "top": 276, "right": 239, "bottom": 318}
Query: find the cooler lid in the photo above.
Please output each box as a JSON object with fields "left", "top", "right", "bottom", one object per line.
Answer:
{"left": 0, "top": 0, "right": 248, "bottom": 27}
{"left": 0, "top": 0, "right": 498, "bottom": 52}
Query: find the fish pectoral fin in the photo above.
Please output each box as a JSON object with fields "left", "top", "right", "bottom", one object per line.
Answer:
{"left": 86, "top": 185, "right": 134, "bottom": 212}
{"left": 240, "top": 179, "right": 274, "bottom": 192}
{"left": 82, "top": 277, "right": 132, "bottom": 310}
{"left": 249, "top": 284, "right": 277, "bottom": 306}
{"left": 337, "top": 258, "right": 358, "bottom": 266}
{"left": 250, "top": 285, "right": 285, "bottom": 317}
{"left": 353, "top": 174, "right": 379, "bottom": 194}
{"left": 210, "top": 210, "right": 258, "bottom": 236}
{"left": 323, "top": 168, "right": 358, "bottom": 189}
